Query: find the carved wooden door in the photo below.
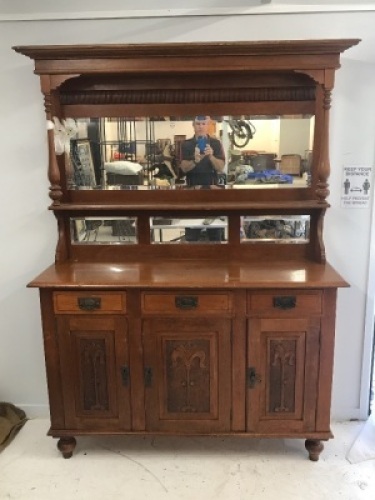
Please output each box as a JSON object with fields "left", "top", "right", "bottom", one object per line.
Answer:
{"left": 57, "top": 315, "right": 131, "bottom": 430}
{"left": 247, "top": 317, "right": 320, "bottom": 433}
{"left": 143, "top": 317, "right": 231, "bottom": 432}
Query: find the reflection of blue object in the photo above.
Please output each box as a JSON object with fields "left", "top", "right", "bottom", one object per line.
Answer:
{"left": 246, "top": 169, "right": 293, "bottom": 184}
{"left": 196, "top": 136, "right": 208, "bottom": 153}
{"left": 118, "top": 141, "right": 136, "bottom": 154}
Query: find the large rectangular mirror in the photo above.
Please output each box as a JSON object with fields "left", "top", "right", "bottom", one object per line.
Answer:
{"left": 65, "top": 115, "right": 314, "bottom": 191}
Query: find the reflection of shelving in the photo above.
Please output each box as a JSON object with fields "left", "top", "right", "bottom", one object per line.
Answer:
{"left": 97, "top": 118, "right": 179, "bottom": 185}
{"left": 99, "top": 117, "right": 155, "bottom": 163}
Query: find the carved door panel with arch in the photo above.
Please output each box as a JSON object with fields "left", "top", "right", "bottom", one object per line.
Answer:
{"left": 142, "top": 317, "right": 231, "bottom": 433}
{"left": 247, "top": 316, "right": 320, "bottom": 434}
{"left": 57, "top": 315, "right": 131, "bottom": 431}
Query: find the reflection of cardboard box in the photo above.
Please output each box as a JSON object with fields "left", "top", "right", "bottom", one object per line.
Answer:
{"left": 279, "top": 154, "right": 301, "bottom": 176}
{"left": 106, "top": 172, "right": 144, "bottom": 185}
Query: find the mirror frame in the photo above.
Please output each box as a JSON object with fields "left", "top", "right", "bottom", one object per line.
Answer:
{"left": 13, "top": 39, "right": 360, "bottom": 209}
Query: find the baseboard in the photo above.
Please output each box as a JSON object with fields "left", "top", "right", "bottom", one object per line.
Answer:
{"left": 18, "top": 404, "right": 50, "bottom": 418}
{"left": 331, "top": 408, "right": 363, "bottom": 421}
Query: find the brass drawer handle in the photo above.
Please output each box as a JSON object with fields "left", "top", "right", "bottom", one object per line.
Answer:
{"left": 77, "top": 297, "right": 101, "bottom": 311}
{"left": 175, "top": 296, "right": 198, "bottom": 310}
{"left": 273, "top": 296, "right": 296, "bottom": 310}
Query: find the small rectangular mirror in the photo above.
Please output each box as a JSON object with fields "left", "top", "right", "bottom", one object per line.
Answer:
{"left": 241, "top": 215, "right": 310, "bottom": 243}
{"left": 150, "top": 216, "right": 228, "bottom": 244}
{"left": 70, "top": 217, "right": 138, "bottom": 244}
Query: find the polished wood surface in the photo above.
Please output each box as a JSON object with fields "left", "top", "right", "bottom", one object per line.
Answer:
{"left": 53, "top": 291, "right": 126, "bottom": 313}
{"left": 28, "top": 260, "right": 348, "bottom": 289}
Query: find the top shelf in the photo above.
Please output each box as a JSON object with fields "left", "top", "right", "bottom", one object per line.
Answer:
{"left": 55, "top": 183, "right": 330, "bottom": 210}
{"left": 13, "top": 39, "right": 360, "bottom": 76}
{"left": 13, "top": 39, "right": 361, "bottom": 61}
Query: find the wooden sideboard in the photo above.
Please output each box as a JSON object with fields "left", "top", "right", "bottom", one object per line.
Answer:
{"left": 30, "top": 261, "right": 345, "bottom": 460}
{"left": 14, "top": 39, "right": 359, "bottom": 459}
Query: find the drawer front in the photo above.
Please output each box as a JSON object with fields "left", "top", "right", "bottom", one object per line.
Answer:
{"left": 141, "top": 291, "right": 233, "bottom": 314}
{"left": 53, "top": 291, "right": 126, "bottom": 314}
{"left": 248, "top": 290, "right": 322, "bottom": 316}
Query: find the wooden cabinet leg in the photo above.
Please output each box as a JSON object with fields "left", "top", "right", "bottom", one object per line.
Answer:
{"left": 57, "top": 437, "right": 77, "bottom": 459}
{"left": 305, "top": 439, "right": 324, "bottom": 461}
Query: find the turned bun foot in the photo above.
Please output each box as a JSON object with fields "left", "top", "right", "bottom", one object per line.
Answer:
{"left": 305, "top": 439, "right": 324, "bottom": 461}
{"left": 57, "top": 437, "right": 77, "bottom": 459}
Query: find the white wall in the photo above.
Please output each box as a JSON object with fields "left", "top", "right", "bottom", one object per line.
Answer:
{"left": 1, "top": 10, "right": 375, "bottom": 419}
{"left": 279, "top": 118, "right": 313, "bottom": 157}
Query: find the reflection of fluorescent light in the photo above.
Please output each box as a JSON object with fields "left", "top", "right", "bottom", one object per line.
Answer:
{"left": 110, "top": 267, "right": 123, "bottom": 273}
{"left": 290, "top": 269, "right": 306, "bottom": 282}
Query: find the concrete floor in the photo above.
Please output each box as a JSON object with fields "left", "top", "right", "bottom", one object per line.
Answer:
{"left": 0, "top": 419, "right": 374, "bottom": 500}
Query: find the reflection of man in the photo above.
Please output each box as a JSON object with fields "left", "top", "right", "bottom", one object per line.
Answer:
{"left": 179, "top": 116, "right": 226, "bottom": 242}
{"left": 180, "top": 116, "right": 225, "bottom": 187}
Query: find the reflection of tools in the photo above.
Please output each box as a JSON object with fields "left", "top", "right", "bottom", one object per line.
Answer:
{"left": 227, "top": 119, "right": 256, "bottom": 148}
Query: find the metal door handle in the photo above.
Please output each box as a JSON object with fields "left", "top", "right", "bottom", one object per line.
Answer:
{"left": 247, "top": 367, "right": 262, "bottom": 388}
{"left": 120, "top": 366, "right": 130, "bottom": 386}
{"left": 144, "top": 367, "right": 153, "bottom": 387}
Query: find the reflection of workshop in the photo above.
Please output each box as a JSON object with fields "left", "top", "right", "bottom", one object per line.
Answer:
{"left": 69, "top": 115, "right": 314, "bottom": 190}
{"left": 242, "top": 216, "right": 310, "bottom": 242}
{"left": 151, "top": 217, "right": 228, "bottom": 244}
{"left": 71, "top": 217, "right": 137, "bottom": 244}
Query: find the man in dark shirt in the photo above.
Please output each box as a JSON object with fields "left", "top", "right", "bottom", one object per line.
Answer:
{"left": 179, "top": 116, "right": 225, "bottom": 187}
{"left": 179, "top": 116, "right": 226, "bottom": 241}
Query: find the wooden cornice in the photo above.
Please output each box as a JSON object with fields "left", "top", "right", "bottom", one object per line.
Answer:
{"left": 13, "top": 39, "right": 360, "bottom": 76}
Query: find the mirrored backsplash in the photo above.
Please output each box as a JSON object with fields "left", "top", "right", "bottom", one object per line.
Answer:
{"left": 241, "top": 216, "right": 310, "bottom": 243}
{"left": 71, "top": 217, "right": 138, "bottom": 245}
{"left": 151, "top": 217, "right": 228, "bottom": 244}
{"left": 64, "top": 115, "right": 314, "bottom": 191}
{"left": 70, "top": 215, "right": 310, "bottom": 245}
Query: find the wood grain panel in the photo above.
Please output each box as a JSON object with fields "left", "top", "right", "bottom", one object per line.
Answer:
{"left": 53, "top": 291, "right": 126, "bottom": 314}
{"left": 141, "top": 291, "right": 233, "bottom": 315}
{"left": 248, "top": 290, "right": 322, "bottom": 316}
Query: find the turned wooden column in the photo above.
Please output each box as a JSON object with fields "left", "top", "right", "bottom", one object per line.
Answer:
{"left": 41, "top": 75, "right": 62, "bottom": 206}
{"left": 316, "top": 85, "right": 333, "bottom": 204}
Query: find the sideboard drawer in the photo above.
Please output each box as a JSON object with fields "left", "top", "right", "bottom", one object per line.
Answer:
{"left": 141, "top": 291, "right": 233, "bottom": 314}
{"left": 248, "top": 290, "right": 322, "bottom": 316}
{"left": 53, "top": 291, "right": 126, "bottom": 314}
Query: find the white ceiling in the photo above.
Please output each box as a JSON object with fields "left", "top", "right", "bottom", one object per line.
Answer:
{"left": 1, "top": 0, "right": 375, "bottom": 19}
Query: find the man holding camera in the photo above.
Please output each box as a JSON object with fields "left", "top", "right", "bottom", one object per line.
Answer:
{"left": 179, "top": 115, "right": 225, "bottom": 187}
{"left": 179, "top": 116, "right": 226, "bottom": 242}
